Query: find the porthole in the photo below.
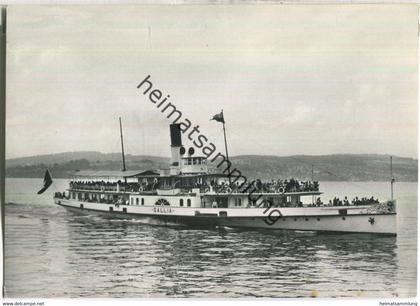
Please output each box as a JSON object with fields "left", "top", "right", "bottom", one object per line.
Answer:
{"left": 305, "top": 218, "right": 309, "bottom": 221}
{"left": 294, "top": 218, "right": 297, "bottom": 221}
{"left": 317, "top": 217, "right": 320, "bottom": 221}
{"left": 342, "top": 217, "right": 346, "bottom": 221}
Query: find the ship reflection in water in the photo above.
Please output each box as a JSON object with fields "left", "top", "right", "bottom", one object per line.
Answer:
{"left": 5, "top": 179, "right": 417, "bottom": 298}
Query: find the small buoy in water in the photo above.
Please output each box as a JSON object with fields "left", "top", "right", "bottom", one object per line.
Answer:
{"left": 310, "top": 290, "right": 319, "bottom": 298}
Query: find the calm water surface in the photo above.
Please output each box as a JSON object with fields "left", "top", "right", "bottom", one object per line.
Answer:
{"left": 5, "top": 178, "right": 417, "bottom": 298}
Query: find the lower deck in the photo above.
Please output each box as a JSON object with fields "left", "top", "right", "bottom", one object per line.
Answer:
{"left": 64, "top": 188, "right": 328, "bottom": 209}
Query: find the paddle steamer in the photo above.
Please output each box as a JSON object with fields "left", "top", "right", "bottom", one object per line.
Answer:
{"left": 53, "top": 123, "right": 397, "bottom": 235}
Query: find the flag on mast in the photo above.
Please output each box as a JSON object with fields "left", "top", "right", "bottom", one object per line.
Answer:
{"left": 211, "top": 111, "right": 225, "bottom": 124}
{"left": 37, "top": 169, "right": 53, "bottom": 194}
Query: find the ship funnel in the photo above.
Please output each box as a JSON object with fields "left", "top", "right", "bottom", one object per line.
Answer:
{"left": 169, "top": 124, "right": 182, "bottom": 166}
{"left": 170, "top": 124, "right": 182, "bottom": 147}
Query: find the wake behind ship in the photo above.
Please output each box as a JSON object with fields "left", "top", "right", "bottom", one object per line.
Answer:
{"left": 53, "top": 123, "right": 397, "bottom": 235}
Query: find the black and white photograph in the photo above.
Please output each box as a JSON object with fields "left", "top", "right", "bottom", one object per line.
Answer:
{"left": 1, "top": 3, "right": 418, "bottom": 303}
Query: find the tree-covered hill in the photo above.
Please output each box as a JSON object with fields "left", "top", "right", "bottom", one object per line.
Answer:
{"left": 5, "top": 152, "right": 417, "bottom": 182}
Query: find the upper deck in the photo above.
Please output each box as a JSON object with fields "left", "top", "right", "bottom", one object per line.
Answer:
{"left": 68, "top": 172, "right": 321, "bottom": 196}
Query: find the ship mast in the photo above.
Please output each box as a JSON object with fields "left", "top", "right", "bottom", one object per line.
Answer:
{"left": 390, "top": 156, "right": 394, "bottom": 201}
{"left": 311, "top": 164, "right": 314, "bottom": 205}
{"left": 221, "top": 110, "right": 231, "bottom": 185}
{"left": 119, "top": 117, "right": 126, "bottom": 172}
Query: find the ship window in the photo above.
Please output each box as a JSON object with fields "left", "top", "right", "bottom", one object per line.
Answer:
{"left": 187, "top": 199, "right": 191, "bottom": 207}
{"left": 238, "top": 198, "right": 242, "bottom": 206}
{"left": 141, "top": 198, "right": 144, "bottom": 205}
{"left": 130, "top": 198, "right": 133, "bottom": 205}
{"left": 180, "top": 199, "right": 184, "bottom": 207}
{"left": 136, "top": 198, "right": 139, "bottom": 205}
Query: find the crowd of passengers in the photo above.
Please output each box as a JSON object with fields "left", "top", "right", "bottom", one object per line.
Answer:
{"left": 55, "top": 192, "right": 128, "bottom": 205}
{"left": 67, "top": 180, "right": 381, "bottom": 207}
{"left": 54, "top": 190, "right": 381, "bottom": 208}
{"left": 330, "top": 196, "right": 380, "bottom": 206}
{"left": 268, "top": 195, "right": 381, "bottom": 208}
{"left": 305, "top": 196, "right": 380, "bottom": 207}
{"left": 210, "top": 178, "right": 319, "bottom": 194}
{"left": 68, "top": 178, "right": 319, "bottom": 194}
{"left": 69, "top": 180, "right": 158, "bottom": 192}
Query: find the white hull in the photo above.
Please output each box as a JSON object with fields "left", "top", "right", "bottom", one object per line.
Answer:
{"left": 55, "top": 198, "right": 397, "bottom": 235}
{"left": 217, "top": 214, "right": 396, "bottom": 234}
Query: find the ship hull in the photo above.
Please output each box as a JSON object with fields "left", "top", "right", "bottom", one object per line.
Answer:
{"left": 216, "top": 214, "right": 396, "bottom": 234}
{"left": 55, "top": 198, "right": 397, "bottom": 235}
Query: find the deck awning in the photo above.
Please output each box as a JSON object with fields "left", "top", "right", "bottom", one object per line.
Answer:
{"left": 72, "top": 170, "right": 159, "bottom": 178}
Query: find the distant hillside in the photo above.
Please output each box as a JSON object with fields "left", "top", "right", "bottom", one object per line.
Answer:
{"left": 6, "top": 151, "right": 169, "bottom": 179}
{"left": 228, "top": 154, "right": 417, "bottom": 182}
{"left": 5, "top": 151, "right": 168, "bottom": 168}
{"left": 5, "top": 152, "right": 418, "bottom": 182}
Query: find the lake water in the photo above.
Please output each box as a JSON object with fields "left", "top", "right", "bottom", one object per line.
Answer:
{"left": 4, "top": 178, "right": 417, "bottom": 298}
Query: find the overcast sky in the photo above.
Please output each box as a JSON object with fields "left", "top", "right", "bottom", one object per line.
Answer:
{"left": 5, "top": 5, "right": 418, "bottom": 159}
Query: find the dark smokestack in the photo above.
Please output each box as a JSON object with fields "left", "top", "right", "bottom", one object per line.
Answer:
{"left": 170, "top": 124, "right": 182, "bottom": 147}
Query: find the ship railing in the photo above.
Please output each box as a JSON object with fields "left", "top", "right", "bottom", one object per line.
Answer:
{"left": 202, "top": 189, "right": 320, "bottom": 195}
{"left": 78, "top": 198, "right": 130, "bottom": 206}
